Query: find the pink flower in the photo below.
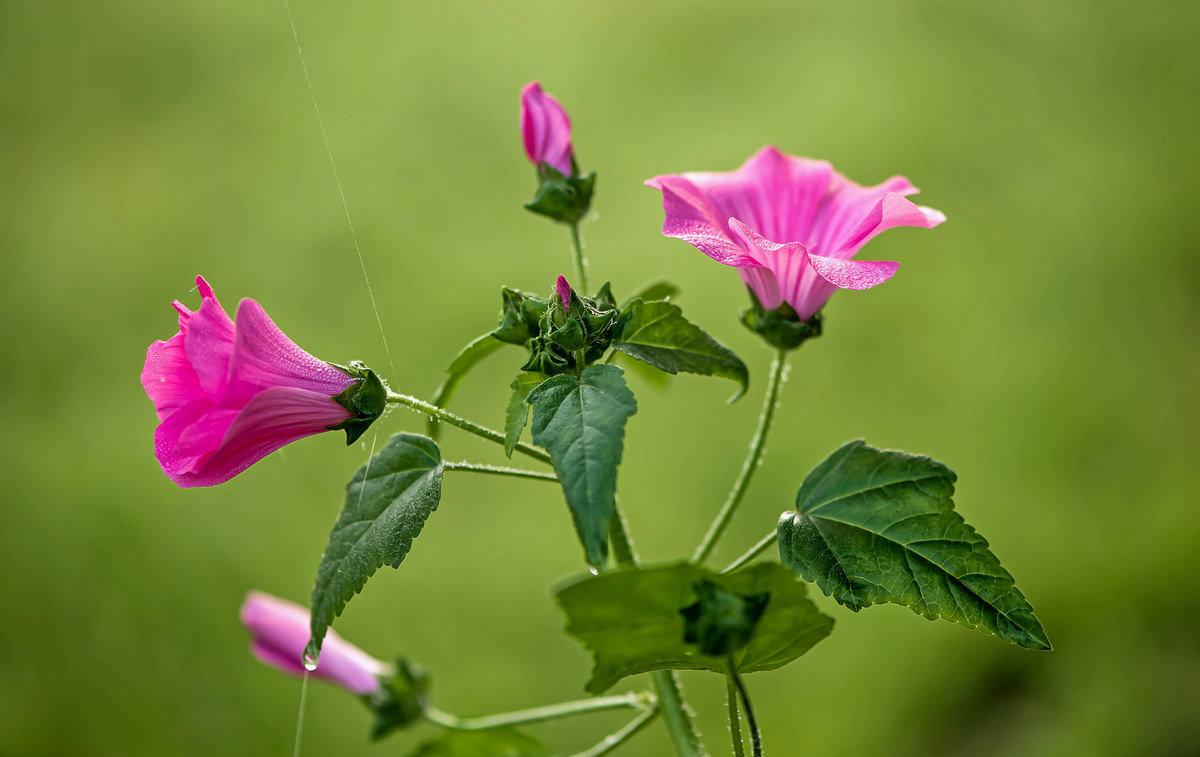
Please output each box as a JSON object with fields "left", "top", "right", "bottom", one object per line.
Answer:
{"left": 141, "top": 276, "right": 362, "bottom": 488}
{"left": 521, "top": 81, "right": 574, "bottom": 176}
{"left": 556, "top": 275, "right": 572, "bottom": 309}
{"left": 240, "top": 591, "right": 388, "bottom": 694}
{"left": 646, "top": 146, "right": 945, "bottom": 320}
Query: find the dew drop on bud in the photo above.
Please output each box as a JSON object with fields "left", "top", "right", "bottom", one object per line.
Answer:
{"left": 302, "top": 652, "right": 319, "bottom": 671}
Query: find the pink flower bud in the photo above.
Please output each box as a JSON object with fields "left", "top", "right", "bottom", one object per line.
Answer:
{"left": 141, "top": 276, "right": 359, "bottom": 487}
{"left": 646, "top": 146, "right": 945, "bottom": 320}
{"left": 556, "top": 275, "right": 572, "bottom": 310}
{"left": 239, "top": 591, "right": 388, "bottom": 695}
{"left": 521, "top": 81, "right": 574, "bottom": 177}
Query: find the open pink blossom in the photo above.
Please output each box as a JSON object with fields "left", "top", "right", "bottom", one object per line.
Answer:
{"left": 141, "top": 276, "right": 359, "bottom": 487}
{"left": 646, "top": 146, "right": 945, "bottom": 320}
{"left": 240, "top": 591, "right": 388, "bottom": 694}
{"left": 521, "top": 81, "right": 574, "bottom": 176}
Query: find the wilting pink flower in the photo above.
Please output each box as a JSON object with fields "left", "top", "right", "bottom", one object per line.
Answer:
{"left": 141, "top": 276, "right": 358, "bottom": 487}
{"left": 646, "top": 146, "right": 945, "bottom": 320}
{"left": 521, "top": 81, "right": 574, "bottom": 176}
{"left": 240, "top": 591, "right": 388, "bottom": 694}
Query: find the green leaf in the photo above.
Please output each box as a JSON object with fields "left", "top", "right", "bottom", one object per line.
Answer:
{"left": 405, "top": 729, "right": 547, "bottom": 757}
{"left": 527, "top": 364, "right": 636, "bottom": 567}
{"left": 504, "top": 372, "right": 547, "bottom": 457}
{"left": 369, "top": 659, "right": 430, "bottom": 741}
{"left": 306, "top": 433, "right": 445, "bottom": 663}
{"left": 778, "top": 440, "right": 1051, "bottom": 650}
{"left": 428, "top": 334, "right": 507, "bottom": 440}
{"left": 614, "top": 299, "right": 749, "bottom": 401}
{"left": 623, "top": 280, "right": 680, "bottom": 305}
{"left": 555, "top": 563, "right": 833, "bottom": 694}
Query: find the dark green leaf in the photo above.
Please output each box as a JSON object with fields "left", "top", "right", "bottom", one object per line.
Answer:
{"left": 556, "top": 563, "right": 833, "bottom": 694}
{"left": 778, "top": 440, "right": 1051, "bottom": 650}
{"left": 623, "top": 281, "right": 680, "bottom": 305}
{"left": 306, "top": 433, "right": 444, "bottom": 663}
{"left": 428, "top": 334, "right": 506, "bottom": 440}
{"left": 405, "top": 729, "right": 547, "bottom": 757}
{"left": 527, "top": 365, "right": 636, "bottom": 567}
{"left": 614, "top": 299, "right": 748, "bottom": 401}
{"left": 504, "top": 372, "right": 547, "bottom": 457}
{"left": 680, "top": 580, "right": 769, "bottom": 657}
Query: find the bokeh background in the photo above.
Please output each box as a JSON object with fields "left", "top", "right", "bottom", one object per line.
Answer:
{"left": 2, "top": 0, "right": 1197, "bottom": 754}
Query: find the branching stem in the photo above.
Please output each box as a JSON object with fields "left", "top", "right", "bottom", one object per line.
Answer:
{"left": 569, "top": 222, "right": 589, "bottom": 295}
{"left": 442, "top": 461, "right": 558, "bottom": 482}
{"left": 722, "top": 532, "right": 779, "bottom": 574}
{"left": 423, "top": 692, "right": 651, "bottom": 731}
{"left": 385, "top": 391, "right": 552, "bottom": 465}
{"left": 567, "top": 706, "right": 661, "bottom": 757}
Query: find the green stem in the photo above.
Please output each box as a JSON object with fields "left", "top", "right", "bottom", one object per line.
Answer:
{"left": 568, "top": 707, "right": 661, "bottom": 757}
{"left": 729, "top": 668, "right": 762, "bottom": 757}
{"left": 692, "top": 349, "right": 789, "bottom": 565}
{"left": 722, "top": 532, "right": 778, "bottom": 574}
{"left": 569, "top": 222, "right": 589, "bottom": 295}
{"left": 605, "top": 508, "right": 707, "bottom": 756}
{"left": 385, "top": 391, "right": 552, "bottom": 466}
{"left": 442, "top": 461, "right": 558, "bottom": 482}
{"left": 726, "top": 676, "right": 746, "bottom": 757}
{"left": 424, "top": 693, "right": 649, "bottom": 731}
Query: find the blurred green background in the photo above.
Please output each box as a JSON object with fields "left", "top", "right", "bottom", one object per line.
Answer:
{"left": 2, "top": 0, "right": 1197, "bottom": 754}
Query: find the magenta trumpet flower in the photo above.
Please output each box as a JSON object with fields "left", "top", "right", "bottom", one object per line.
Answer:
{"left": 141, "top": 276, "right": 368, "bottom": 487}
{"left": 521, "top": 80, "right": 574, "bottom": 177}
{"left": 240, "top": 592, "right": 388, "bottom": 694}
{"left": 646, "top": 146, "right": 945, "bottom": 321}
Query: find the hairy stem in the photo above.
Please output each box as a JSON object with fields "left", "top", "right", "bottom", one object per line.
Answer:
{"left": 722, "top": 532, "right": 778, "bottom": 574}
{"left": 442, "top": 461, "right": 558, "bottom": 482}
{"left": 569, "top": 222, "right": 589, "bottom": 295}
{"left": 727, "top": 676, "right": 746, "bottom": 757}
{"left": 385, "top": 391, "right": 552, "bottom": 465}
{"left": 423, "top": 693, "right": 650, "bottom": 731}
{"left": 693, "top": 349, "right": 789, "bottom": 565}
{"left": 729, "top": 668, "right": 762, "bottom": 757}
{"left": 568, "top": 707, "right": 661, "bottom": 757}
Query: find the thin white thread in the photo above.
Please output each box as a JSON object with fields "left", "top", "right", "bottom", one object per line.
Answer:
{"left": 292, "top": 671, "right": 310, "bottom": 757}
{"left": 282, "top": 0, "right": 397, "bottom": 378}
{"left": 356, "top": 431, "right": 379, "bottom": 513}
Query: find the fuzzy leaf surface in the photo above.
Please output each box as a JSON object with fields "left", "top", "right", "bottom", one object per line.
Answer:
{"left": 614, "top": 299, "right": 748, "bottom": 400}
{"left": 778, "top": 440, "right": 1050, "bottom": 650}
{"left": 306, "top": 433, "right": 444, "bottom": 662}
{"left": 556, "top": 563, "right": 833, "bottom": 694}
{"left": 528, "top": 364, "right": 636, "bottom": 567}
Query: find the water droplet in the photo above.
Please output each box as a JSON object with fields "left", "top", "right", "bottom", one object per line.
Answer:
{"left": 302, "top": 652, "right": 319, "bottom": 671}
{"left": 586, "top": 563, "right": 600, "bottom": 576}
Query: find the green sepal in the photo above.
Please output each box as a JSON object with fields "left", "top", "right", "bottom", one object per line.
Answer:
{"left": 680, "top": 580, "right": 770, "bottom": 657}
{"left": 528, "top": 365, "right": 636, "bottom": 568}
{"left": 405, "top": 728, "right": 548, "bottom": 757}
{"left": 493, "top": 288, "right": 549, "bottom": 346}
{"left": 593, "top": 281, "right": 618, "bottom": 312}
{"left": 504, "top": 281, "right": 618, "bottom": 378}
{"left": 778, "top": 440, "right": 1052, "bottom": 650}
{"left": 613, "top": 299, "right": 749, "bottom": 401}
{"left": 367, "top": 658, "right": 429, "bottom": 741}
{"left": 306, "top": 433, "right": 444, "bottom": 665}
{"left": 555, "top": 562, "right": 833, "bottom": 694}
{"left": 739, "top": 289, "right": 822, "bottom": 352}
{"left": 524, "top": 164, "right": 596, "bottom": 226}
{"left": 504, "top": 372, "right": 548, "bottom": 457}
{"left": 328, "top": 360, "right": 388, "bottom": 444}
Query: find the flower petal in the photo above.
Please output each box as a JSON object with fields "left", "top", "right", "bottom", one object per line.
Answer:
{"left": 521, "top": 81, "right": 573, "bottom": 176}
{"left": 728, "top": 218, "right": 818, "bottom": 316}
{"left": 806, "top": 252, "right": 900, "bottom": 290}
{"left": 180, "top": 276, "right": 236, "bottom": 397}
{"left": 141, "top": 330, "right": 203, "bottom": 422}
{"left": 645, "top": 176, "right": 759, "bottom": 267}
{"left": 224, "top": 299, "right": 356, "bottom": 404}
{"left": 241, "top": 591, "right": 387, "bottom": 694}
{"left": 163, "top": 387, "right": 350, "bottom": 487}
{"left": 833, "top": 192, "right": 946, "bottom": 257}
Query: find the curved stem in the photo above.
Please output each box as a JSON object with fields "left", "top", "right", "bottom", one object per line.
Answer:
{"left": 726, "top": 676, "right": 746, "bottom": 757}
{"left": 608, "top": 497, "right": 637, "bottom": 567}
{"left": 693, "top": 349, "right": 789, "bottom": 565}
{"left": 569, "top": 222, "right": 589, "bottom": 295}
{"left": 722, "top": 532, "right": 778, "bottom": 574}
{"left": 424, "top": 693, "right": 650, "bottom": 731}
{"left": 568, "top": 707, "right": 660, "bottom": 757}
{"left": 442, "top": 461, "right": 558, "bottom": 482}
{"left": 729, "top": 668, "right": 761, "bottom": 757}
{"left": 385, "top": 391, "right": 552, "bottom": 465}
